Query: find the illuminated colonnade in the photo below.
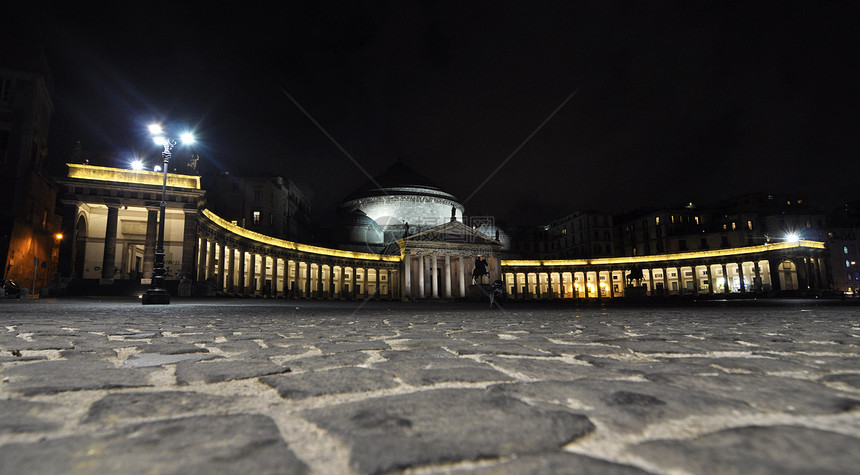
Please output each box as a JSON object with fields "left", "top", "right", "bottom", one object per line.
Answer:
{"left": 197, "top": 210, "right": 401, "bottom": 299}
{"left": 502, "top": 241, "right": 828, "bottom": 300}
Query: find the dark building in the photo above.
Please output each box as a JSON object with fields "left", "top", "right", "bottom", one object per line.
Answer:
{"left": 0, "top": 40, "right": 61, "bottom": 295}
{"left": 203, "top": 173, "right": 312, "bottom": 243}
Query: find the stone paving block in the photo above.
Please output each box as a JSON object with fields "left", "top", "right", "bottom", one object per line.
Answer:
{"left": 374, "top": 357, "right": 516, "bottom": 386}
{"left": 0, "top": 399, "right": 60, "bottom": 433}
{"left": 286, "top": 351, "right": 371, "bottom": 372}
{"left": 302, "top": 388, "right": 594, "bottom": 474}
{"left": 175, "top": 359, "right": 291, "bottom": 384}
{"left": 444, "top": 451, "right": 652, "bottom": 474}
{"left": 645, "top": 372, "right": 860, "bottom": 415}
{"left": 819, "top": 373, "right": 860, "bottom": 390}
{"left": 479, "top": 355, "right": 610, "bottom": 381}
{"left": 262, "top": 367, "right": 400, "bottom": 399}
{"left": 83, "top": 391, "right": 238, "bottom": 422}
{"left": 0, "top": 414, "right": 308, "bottom": 474}
{"left": 629, "top": 425, "right": 860, "bottom": 474}
{"left": 1, "top": 360, "right": 152, "bottom": 395}
{"left": 489, "top": 379, "right": 751, "bottom": 432}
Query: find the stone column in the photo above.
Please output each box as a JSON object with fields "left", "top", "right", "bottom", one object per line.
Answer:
{"left": 305, "top": 261, "right": 313, "bottom": 298}
{"left": 328, "top": 264, "right": 335, "bottom": 299}
{"left": 272, "top": 257, "right": 280, "bottom": 298}
{"left": 181, "top": 211, "right": 197, "bottom": 282}
{"left": 706, "top": 265, "right": 714, "bottom": 294}
{"left": 404, "top": 254, "right": 412, "bottom": 300}
{"left": 662, "top": 267, "right": 669, "bottom": 296}
{"left": 196, "top": 237, "right": 207, "bottom": 282}
{"left": 100, "top": 206, "right": 119, "bottom": 284}
{"left": 218, "top": 243, "right": 226, "bottom": 293}
{"left": 248, "top": 253, "right": 257, "bottom": 296}
{"left": 238, "top": 250, "right": 246, "bottom": 296}
{"left": 754, "top": 261, "right": 762, "bottom": 292}
{"left": 227, "top": 247, "right": 235, "bottom": 293}
{"left": 206, "top": 240, "right": 216, "bottom": 282}
{"left": 417, "top": 255, "right": 425, "bottom": 298}
{"left": 444, "top": 255, "right": 452, "bottom": 298}
{"left": 458, "top": 256, "right": 466, "bottom": 297}
{"left": 738, "top": 262, "right": 746, "bottom": 293}
{"left": 142, "top": 208, "right": 157, "bottom": 280}
{"left": 721, "top": 263, "right": 729, "bottom": 293}
{"left": 349, "top": 266, "right": 356, "bottom": 299}
{"left": 431, "top": 255, "right": 439, "bottom": 298}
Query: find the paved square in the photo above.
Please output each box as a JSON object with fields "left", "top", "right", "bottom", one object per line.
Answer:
{"left": 1, "top": 299, "right": 858, "bottom": 474}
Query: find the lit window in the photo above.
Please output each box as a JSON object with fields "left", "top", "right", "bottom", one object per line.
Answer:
{"left": 845, "top": 246, "right": 849, "bottom": 255}
{"left": 731, "top": 222, "right": 737, "bottom": 230}
{"left": 655, "top": 217, "right": 660, "bottom": 225}
{"left": 252, "top": 210, "right": 261, "bottom": 225}
{"left": 846, "top": 260, "right": 851, "bottom": 268}
{"left": 747, "top": 220, "right": 753, "bottom": 230}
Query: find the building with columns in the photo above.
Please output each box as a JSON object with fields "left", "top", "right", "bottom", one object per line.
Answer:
{"left": 52, "top": 161, "right": 832, "bottom": 301}
{"left": 55, "top": 164, "right": 205, "bottom": 291}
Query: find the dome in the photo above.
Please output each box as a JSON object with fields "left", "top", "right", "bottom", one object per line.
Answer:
{"left": 336, "top": 161, "right": 465, "bottom": 250}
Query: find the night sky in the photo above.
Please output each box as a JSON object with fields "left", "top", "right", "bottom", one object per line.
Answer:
{"left": 9, "top": 1, "right": 860, "bottom": 227}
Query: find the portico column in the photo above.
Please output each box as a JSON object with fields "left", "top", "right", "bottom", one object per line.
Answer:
{"left": 197, "top": 237, "right": 207, "bottom": 282}
{"left": 738, "top": 262, "right": 746, "bottom": 293}
{"left": 547, "top": 272, "right": 553, "bottom": 299}
{"left": 180, "top": 211, "right": 197, "bottom": 281}
{"left": 349, "top": 266, "right": 356, "bottom": 299}
{"left": 431, "top": 255, "right": 439, "bottom": 298}
{"left": 417, "top": 255, "right": 425, "bottom": 298}
{"left": 248, "top": 253, "right": 257, "bottom": 296}
{"left": 206, "top": 240, "right": 216, "bottom": 281}
{"left": 721, "top": 263, "right": 729, "bottom": 293}
{"left": 690, "top": 265, "right": 699, "bottom": 295}
{"left": 272, "top": 257, "right": 280, "bottom": 298}
{"left": 100, "top": 205, "right": 119, "bottom": 284}
{"left": 444, "top": 255, "right": 452, "bottom": 298}
{"left": 754, "top": 260, "right": 762, "bottom": 292}
{"left": 237, "top": 250, "right": 246, "bottom": 296}
{"left": 227, "top": 247, "right": 235, "bottom": 293}
{"left": 458, "top": 256, "right": 466, "bottom": 297}
{"left": 305, "top": 261, "right": 312, "bottom": 298}
{"left": 142, "top": 208, "right": 158, "bottom": 280}
{"left": 404, "top": 254, "right": 412, "bottom": 299}
{"left": 706, "top": 265, "right": 714, "bottom": 294}
{"left": 662, "top": 267, "right": 669, "bottom": 295}
{"left": 328, "top": 264, "right": 335, "bottom": 299}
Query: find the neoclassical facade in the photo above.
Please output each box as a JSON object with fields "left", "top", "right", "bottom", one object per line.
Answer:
{"left": 55, "top": 163, "right": 831, "bottom": 301}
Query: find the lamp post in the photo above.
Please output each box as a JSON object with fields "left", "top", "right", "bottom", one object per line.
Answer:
{"left": 142, "top": 124, "right": 193, "bottom": 305}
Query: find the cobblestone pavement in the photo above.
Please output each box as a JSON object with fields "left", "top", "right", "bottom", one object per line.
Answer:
{"left": 0, "top": 298, "right": 858, "bottom": 474}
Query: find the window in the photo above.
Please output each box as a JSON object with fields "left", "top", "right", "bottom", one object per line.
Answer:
{"left": 0, "top": 77, "right": 12, "bottom": 104}
{"left": 747, "top": 220, "right": 753, "bottom": 230}
{"left": 253, "top": 188, "right": 262, "bottom": 202}
{"left": 845, "top": 246, "right": 849, "bottom": 255}
{"left": 252, "top": 210, "right": 261, "bottom": 225}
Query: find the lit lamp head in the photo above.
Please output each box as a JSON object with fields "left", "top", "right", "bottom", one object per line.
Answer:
{"left": 786, "top": 233, "right": 800, "bottom": 243}
{"left": 130, "top": 159, "right": 144, "bottom": 171}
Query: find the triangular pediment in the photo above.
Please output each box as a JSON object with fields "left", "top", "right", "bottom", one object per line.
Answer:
{"left": 404, "top": 220, "right": 501, "bottom": 246}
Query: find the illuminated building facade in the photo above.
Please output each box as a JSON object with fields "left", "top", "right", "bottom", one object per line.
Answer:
{"left": 55, "top": 164, "right": 205, "bottom": 291}
{"left": 51, "top": 162, "right": 832, "bottom": 300}
{"left": 502, "top": 241, "right": 828, "bottom": 300}
{"left": 0, "top": 41, "right": 62, "bottom": 295}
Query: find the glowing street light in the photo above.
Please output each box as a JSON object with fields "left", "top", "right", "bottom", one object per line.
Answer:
{"left": 786, "top": 233, "right": 800, "bottom": 243}
{"left": 130, "top": 159, "right": 144, "bottom": 171}
{"left": 142, "top": 123, "right": 194, "bottom": 305}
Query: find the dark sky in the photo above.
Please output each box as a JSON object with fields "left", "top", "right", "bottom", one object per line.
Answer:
{"left": 9, "top": 1, "right": 860, "bottom": 226}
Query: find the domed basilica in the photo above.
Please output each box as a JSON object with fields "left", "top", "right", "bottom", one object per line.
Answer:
{"left": 336, "top": 161, "right": 466, "bottom": 252}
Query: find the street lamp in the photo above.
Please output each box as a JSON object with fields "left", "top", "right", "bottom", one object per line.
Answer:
{"left": 142, "top": 123, "right": 194, "bottom": 305}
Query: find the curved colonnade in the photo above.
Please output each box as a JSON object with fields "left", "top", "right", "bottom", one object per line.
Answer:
{"left": 196, "top": 210, "right": 401, "bottom": 300}
{"left": 502, "top": 241, "right": 828, "bottom": 300}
